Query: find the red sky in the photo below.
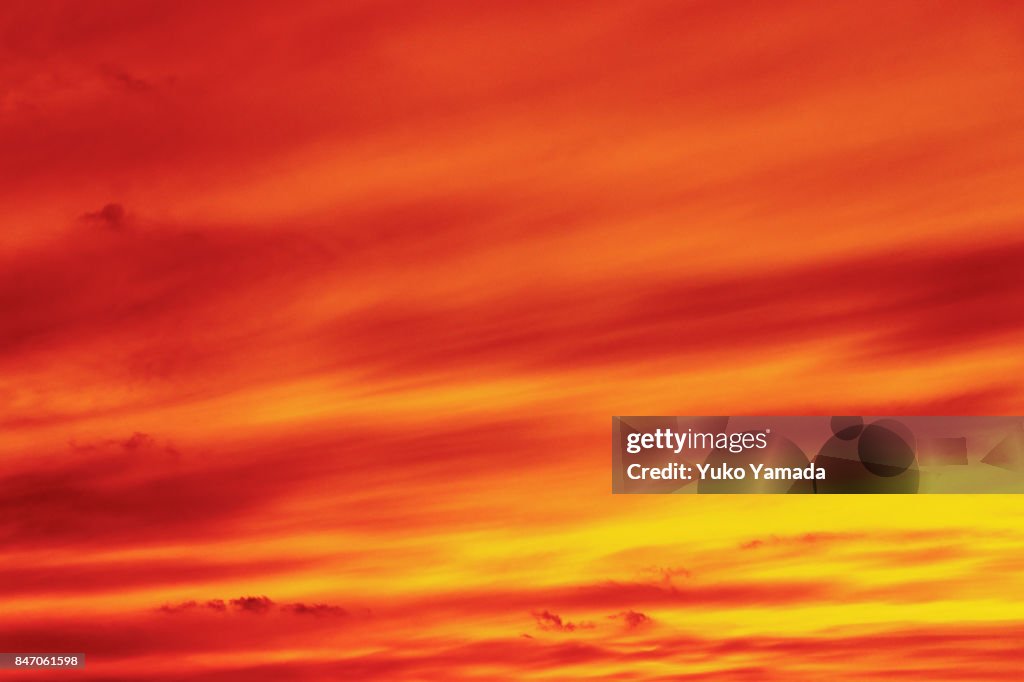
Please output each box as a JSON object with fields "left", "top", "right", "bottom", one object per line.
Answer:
{"left": 2, "top": 1, "right": 1024, "bottom": 680}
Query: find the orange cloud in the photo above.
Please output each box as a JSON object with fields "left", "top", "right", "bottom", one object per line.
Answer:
{"left": 2, "top": 1, "right": 1024, "bottom": 680}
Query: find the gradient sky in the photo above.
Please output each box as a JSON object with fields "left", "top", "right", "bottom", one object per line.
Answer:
{"left": 2, "top": 1, "right": 1024, "bottom": 680}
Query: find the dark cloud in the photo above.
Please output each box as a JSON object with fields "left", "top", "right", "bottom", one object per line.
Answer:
{"left": 230, "top": 596, "right": 275, "bottom": 613}
{"left": 283, "top": 602, "right": 348, "bottom": 617}
{"left": 613, "top": 610, "right": 652, "bottom": 629}
{"left": 100, "top": 65, "right": 154, "bottom": 92}
{"left": 159, "top": 596, "right": 347, "bottom": 618}
{"left": 68, "top": 431, "right": 179, "bottom": 458}
{"left": 159, "top": 600, "right": 198, "bottom": 614}
{"left": 81, "top": 202, "right": 127, "bottom": 230}
{"left": 531, "top": 610, "right": 594, "bottom": 632}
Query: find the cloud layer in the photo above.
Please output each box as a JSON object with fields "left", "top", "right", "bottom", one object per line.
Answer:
{"left": 2, "top": 1, "right": 1024, "bottom": 680}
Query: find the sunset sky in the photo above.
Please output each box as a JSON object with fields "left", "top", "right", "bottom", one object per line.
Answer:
{"left": 2, "top": 1, "right": 1024, "bottom": 679}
